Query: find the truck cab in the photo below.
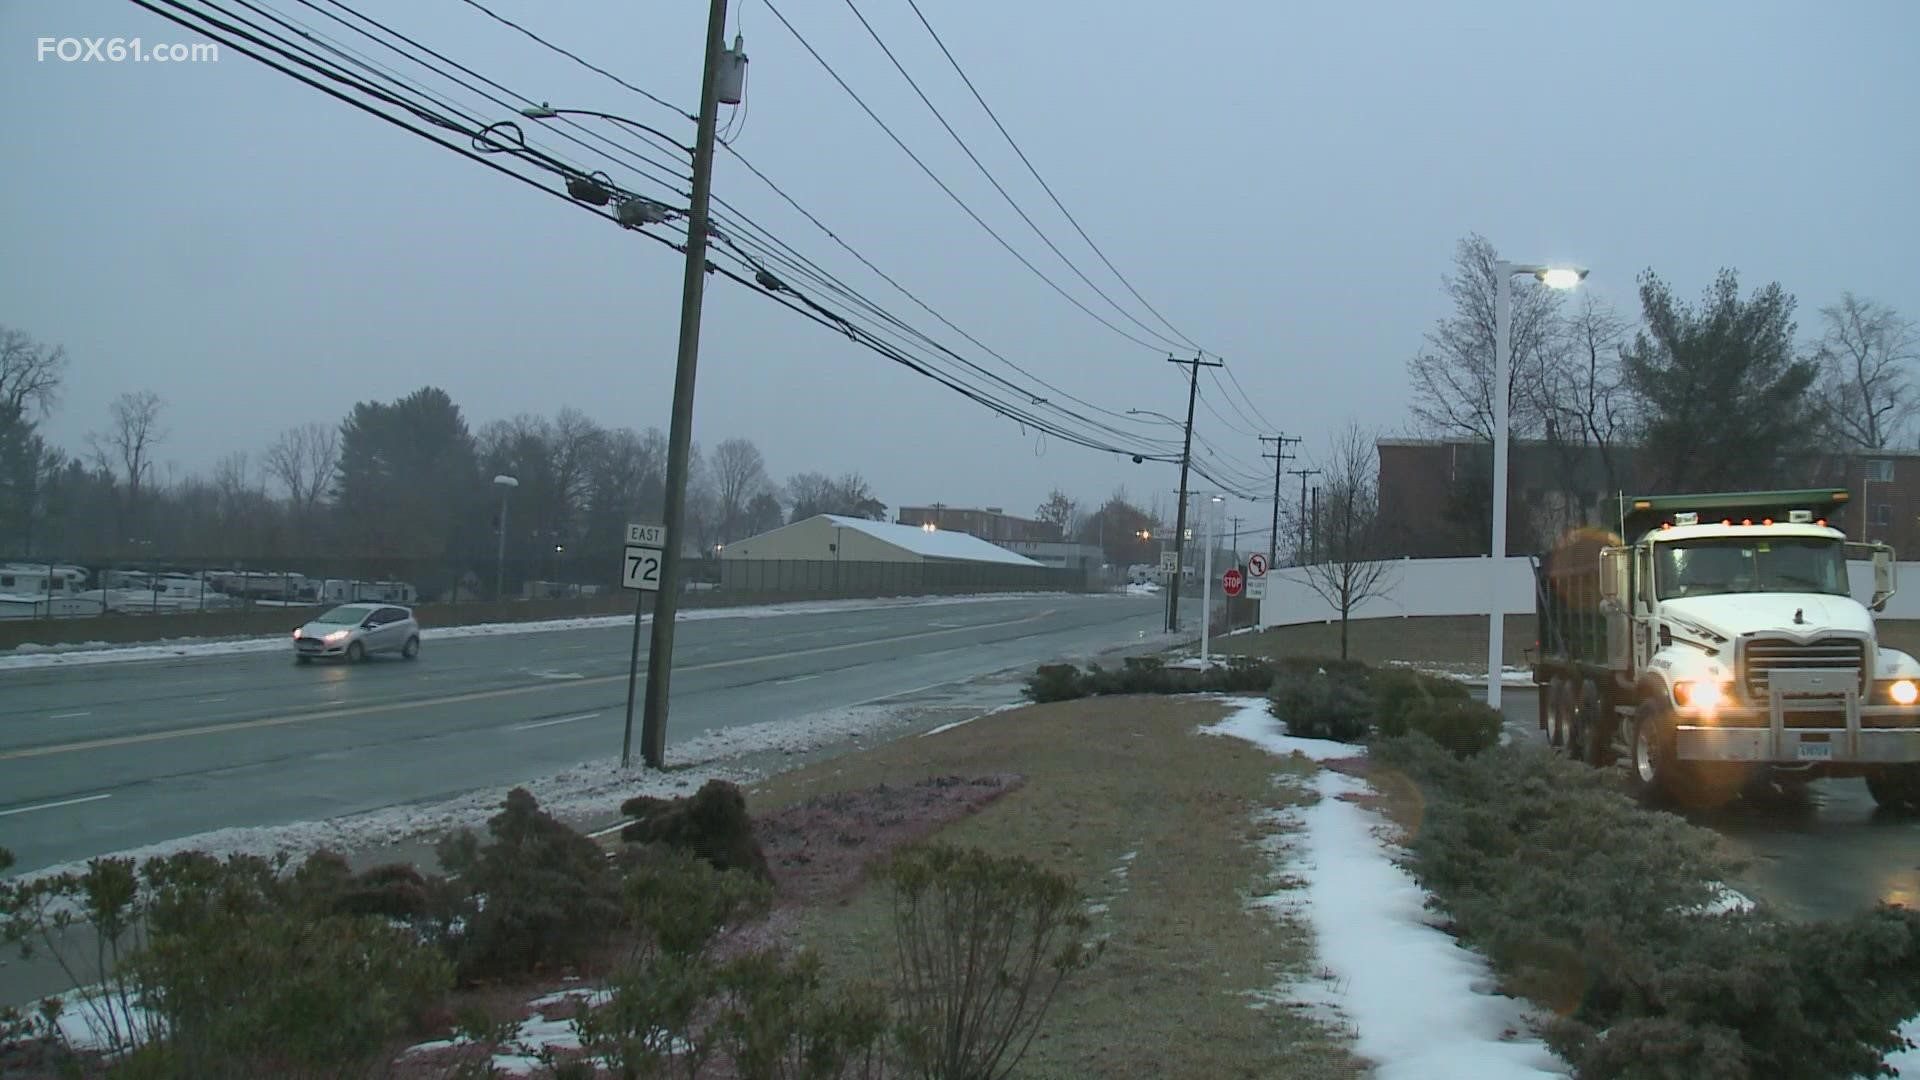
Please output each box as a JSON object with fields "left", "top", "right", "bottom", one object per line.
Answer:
{"left": 1534, "top": 489, "right": 1920, "bottom": 810}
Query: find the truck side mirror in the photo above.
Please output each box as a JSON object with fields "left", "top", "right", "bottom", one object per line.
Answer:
{"left": 1873, "top": 547, "right": 1897, "bottom": 612}
{"left": 1599, "top": 547, "right": 1628, "bottom": 612}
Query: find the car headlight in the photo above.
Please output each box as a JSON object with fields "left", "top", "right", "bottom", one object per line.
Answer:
{"left": 324, "top": 629, "right": 350, "bottom": 643}
{"left": 1674, "top": 680, "right": 1728, "bottom": 711}
{"left": 1893, "top": 679, "right": 1919, "bottom": 706}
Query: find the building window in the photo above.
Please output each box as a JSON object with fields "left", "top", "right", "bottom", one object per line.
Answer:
{"left": 1874, "top": 504, "right": 1893, "bottom": 527}
{"left": 1867, "top": 459, "right": 1895, "bottom": 483}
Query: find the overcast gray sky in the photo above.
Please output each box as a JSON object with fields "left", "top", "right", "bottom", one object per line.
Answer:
{"left": 5, "top": 0, "right": 1916, "bottom": 537}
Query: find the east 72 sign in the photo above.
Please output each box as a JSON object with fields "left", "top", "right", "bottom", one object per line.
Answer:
{"left": 622, "top": 546, "right": 664, "bottom": 592}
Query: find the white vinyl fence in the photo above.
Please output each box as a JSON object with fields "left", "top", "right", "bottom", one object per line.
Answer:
{"left": 1258, "top": 557, "right": 1920, "bottom": 628}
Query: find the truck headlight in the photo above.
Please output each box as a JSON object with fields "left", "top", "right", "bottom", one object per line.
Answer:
{"left": 1893, "top": 679, "right": 1919, "bottom": 706}
{"left": 1674, "top": 680, "right": 1728, "bottom": 711}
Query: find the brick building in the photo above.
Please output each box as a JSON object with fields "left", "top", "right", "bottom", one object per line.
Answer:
{"left": 894, "top": 505, "right": 1063, "bottom": 544}
{"left": 1375, "top": 438, "right": 1920, "bottom": 558}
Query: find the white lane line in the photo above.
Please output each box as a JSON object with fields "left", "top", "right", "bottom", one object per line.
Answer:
{"left": 775, "top": 674, "right": 820, "bottom": 685}
{"left": 0, "top": 793, "right": 112, "bottom": 817}
{"left": 512, "top": 711, "right": 601, "bottom": 732}
{"left": 48, "top": 711, "right": 92, "bottom": 720}
{"left": 198, "top": 696, "right": 229, "bottom": 704}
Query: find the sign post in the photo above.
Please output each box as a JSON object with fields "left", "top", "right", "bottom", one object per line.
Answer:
{"left": 620, "top": 523, "right": 666, "bottom": 767}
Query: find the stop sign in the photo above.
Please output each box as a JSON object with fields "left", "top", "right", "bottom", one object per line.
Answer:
{"left": 1222, "top": 567, "right": 1244, "bottom": 597}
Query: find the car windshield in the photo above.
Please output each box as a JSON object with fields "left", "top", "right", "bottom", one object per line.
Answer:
{"left": 314, "top": 606, "right": 373, "bottom": 625}
{"left": 1654, "top": 537, "right": 1849, "bottom": 599}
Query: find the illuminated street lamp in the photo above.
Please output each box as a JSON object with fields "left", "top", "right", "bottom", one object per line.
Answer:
{"left": 1488, "top": 260, "right": 1587, "bottom": 708}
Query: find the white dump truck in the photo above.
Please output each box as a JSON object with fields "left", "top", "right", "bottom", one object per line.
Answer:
{"left": 1532, "top": 489, "right": 1920, "bottom": 809}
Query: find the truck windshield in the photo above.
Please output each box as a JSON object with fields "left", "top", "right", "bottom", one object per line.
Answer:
{"left": 1654, "top": 538, "right": 1849, "bottom": 599}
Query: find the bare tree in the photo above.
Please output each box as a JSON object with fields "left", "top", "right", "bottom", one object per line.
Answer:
{"left": 547, "top": 407, "right": 605, "bottom": 524}
{"left": 0, "top": 326, "right": 67, "bottom": 419}
{"left": 1407, "top": 234, "right": 1567, "bottom": 442}
{"left": 263, "top": 421, "right": 340, "bottom": 512}
{"left": 710, "top": 437, "right": 770, "bottom": 541}
{"left": 1814, "top": 292, "right": 1920, "bottom": 450}
{"left": 1034, "top": 489, "right": 1077, "bottom": 536}
{"left": 1528, "top": 292, "right": 1636, "bottom": 522}
{"left": 1302, "top": 425, "right": 1395, "bottom": 660}
{"left": 87, "top": 390, "right": 167, "bottom": 507}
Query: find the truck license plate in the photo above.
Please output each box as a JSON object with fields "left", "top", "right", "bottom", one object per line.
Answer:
{"left": 1797, "top": 742, "right": 1833, "bottom": 761}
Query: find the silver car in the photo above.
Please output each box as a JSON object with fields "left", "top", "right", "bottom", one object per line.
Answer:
{"left": 292, "top": 603, "right": 420, "bottom": 663}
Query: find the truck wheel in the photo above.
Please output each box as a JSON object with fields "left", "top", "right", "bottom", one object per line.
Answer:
{"left": 1625, "top": 700, "right": 1671, "bottom": 804}
{"left": 1546, "top": 678, "right": 1571, "bottom": 751}
{"left": 1866, "top": 768, "right": 1920, "bottom": 813}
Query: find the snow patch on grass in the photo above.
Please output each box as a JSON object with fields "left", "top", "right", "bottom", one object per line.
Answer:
{"left": 1199, "top": 696, "right": 1365, "bottom": 762}
{"left": 920, "top": 702, "right": 1023, "bottom": 738}
{"left": 1212, "top": 697, "right": 1565, "bottom": 1078}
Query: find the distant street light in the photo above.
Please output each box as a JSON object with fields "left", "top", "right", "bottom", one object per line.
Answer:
{"left": 493, "top": 474, "right": 519, "bottom": 602}
{"left": 1488, "top": 260, "right": 1587, "bottom": 708}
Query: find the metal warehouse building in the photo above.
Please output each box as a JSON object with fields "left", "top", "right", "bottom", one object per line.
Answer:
{"left": 716, "top": 514, "right": 1060, "bottom": 595}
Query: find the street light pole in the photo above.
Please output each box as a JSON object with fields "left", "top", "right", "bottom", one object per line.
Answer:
{"left": 640, "top": 0, "right": 736, "bottom": 768}
{"left": 1488, "top": 259, "right": 1588, "bottom": 709}
{"left": 492, "top": 474, "right": 518, "bottom": 603}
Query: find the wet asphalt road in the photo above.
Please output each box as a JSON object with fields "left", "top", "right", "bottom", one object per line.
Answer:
{"left": 1489, "top": 685, "right": 1920, "bottom": 920}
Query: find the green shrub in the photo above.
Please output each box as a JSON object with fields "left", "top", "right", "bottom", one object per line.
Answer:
{"left": 1204, "top": 656, "right": 1278, "bottom": 693}
{"left": 1023, "top": 663, "right": 1085, "bottom": 702}
{"left": 1374, "top": 737, "right": 1920, "bottom": 1079}
{"left": 575, "top": 951, "right": 718, "bottom": 1080}
{"left": 1369, "top": 668, "right": 1470, "bottom": 736}
{"left": 622, "top": 848, "right": 772, "bottom": 962}
{"left": 1268, "top": 670, "right": 1372, "bottom": 743}
{"left": 884, "top": 844, "right": 1095, "bottom": 1080}
{"left": 1272, "top": 655, "right": 1373, "bottom": 688}
{"left": 1391, "top": 698, "right": 1503, "bottom": 756}
{"left": 712, "top": 949, "right": 887, "bottom": 1080}
{"left": 129, "top": 907, "right": 451, "bottom": 1078}
{"left": 437, "top": 787, "right": 621, "bottom": 982}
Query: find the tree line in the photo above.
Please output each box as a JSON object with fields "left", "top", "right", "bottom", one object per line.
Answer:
{"left": 0, "top": 334, "right": 896, "bottom": 596}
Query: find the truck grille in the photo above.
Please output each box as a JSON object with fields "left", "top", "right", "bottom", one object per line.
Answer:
{"left": 1741, "top": 637, "right": 1866, "bottom": 700}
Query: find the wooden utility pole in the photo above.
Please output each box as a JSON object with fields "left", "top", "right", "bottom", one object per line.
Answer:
{"left": 1260, "top": 435, "right": 1299, "bottom": 570}
{"left": 1287, "top": 467, "right": 1320, "bottom": 565}
{"left": 1165, "top": 355, "right": 1223, "bottom": 633}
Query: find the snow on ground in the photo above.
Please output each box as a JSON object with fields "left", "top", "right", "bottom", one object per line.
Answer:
{"left": 401, "top": 986, "right": 612, "bottom": 1075}
{"left": 920, "top": 702, "right": 1022, "bottom": 738}
{"left": 1123, "top": 582, "right": 1162, "bottom": 596}
{"left": 1206, "top": 698, "right": 1566, "bottom": 1078}
{"left": 1386, "top": 660, "right": 1537, "bottom": 687}
{"left": 0, "top": 591, "right": 1104, "bottom": 671}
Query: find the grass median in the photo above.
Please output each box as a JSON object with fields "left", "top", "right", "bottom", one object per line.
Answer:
{"left": 746, "top": 695, "right": 1363, "bottom": 1079}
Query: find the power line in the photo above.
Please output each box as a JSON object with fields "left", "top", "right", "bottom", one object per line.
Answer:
{"left": 838, "top": 0, "right": 1186, "bottom": 352}
{"left": 139, "top": 0, "right": 1195, "bottom": 468}
{"left": 453, "top": 0, "right": 691, "bottom": 120}
{"left": 1221, "top": 362, "right": 1280, "bottom": 434}
{"left": 900, "top": 0, "right": 1200, "bottom": 353}
{"left": 757, "top": 0, "right": 1170, "bottom": 353}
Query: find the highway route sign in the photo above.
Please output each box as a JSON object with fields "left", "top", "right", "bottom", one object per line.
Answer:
{"left": 626, "top": 522, "right": 667, "bottom": 547}
{"left": 1248, "top": 553, "right": 1269, "bottom": 578}
{"left": 622, "top": 546, "right": 664, "bottom": 592}
{"left": 1222, "top": 567, "right": 1244, "bottom": 598}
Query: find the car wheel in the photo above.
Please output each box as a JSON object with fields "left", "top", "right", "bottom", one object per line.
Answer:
{"left": 346, "top": 641, "right": 365, "bottom": 663}
{"left": 1574, "top": 679, "right": 1605, "bottom": 765}
{"left": 1626, "top": 699, "right": 1675, "bottom": 805}
{"left": 402, "top": 635, "right": 420, "bottom": 660}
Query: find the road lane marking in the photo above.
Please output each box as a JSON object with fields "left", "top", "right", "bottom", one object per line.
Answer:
{"left": 775, "top": 674, "right": 820, "bottom": 685}
{"left": 0, "top": 793, "right": 112, "bottom": 817}
{"left": 198, "top": 696, "right": 229, "bottom": 704}
{"left": 48, "top": 711, "right": 92, "bottom": 720}
{"left": 513, "top": 712, "right": 601, "bottom": 731}
{"left": 0, "top": 609, "right": 1056, "bottom": 762}
{"left": 528, "top": 670, "right": 585, "bottom": 680}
